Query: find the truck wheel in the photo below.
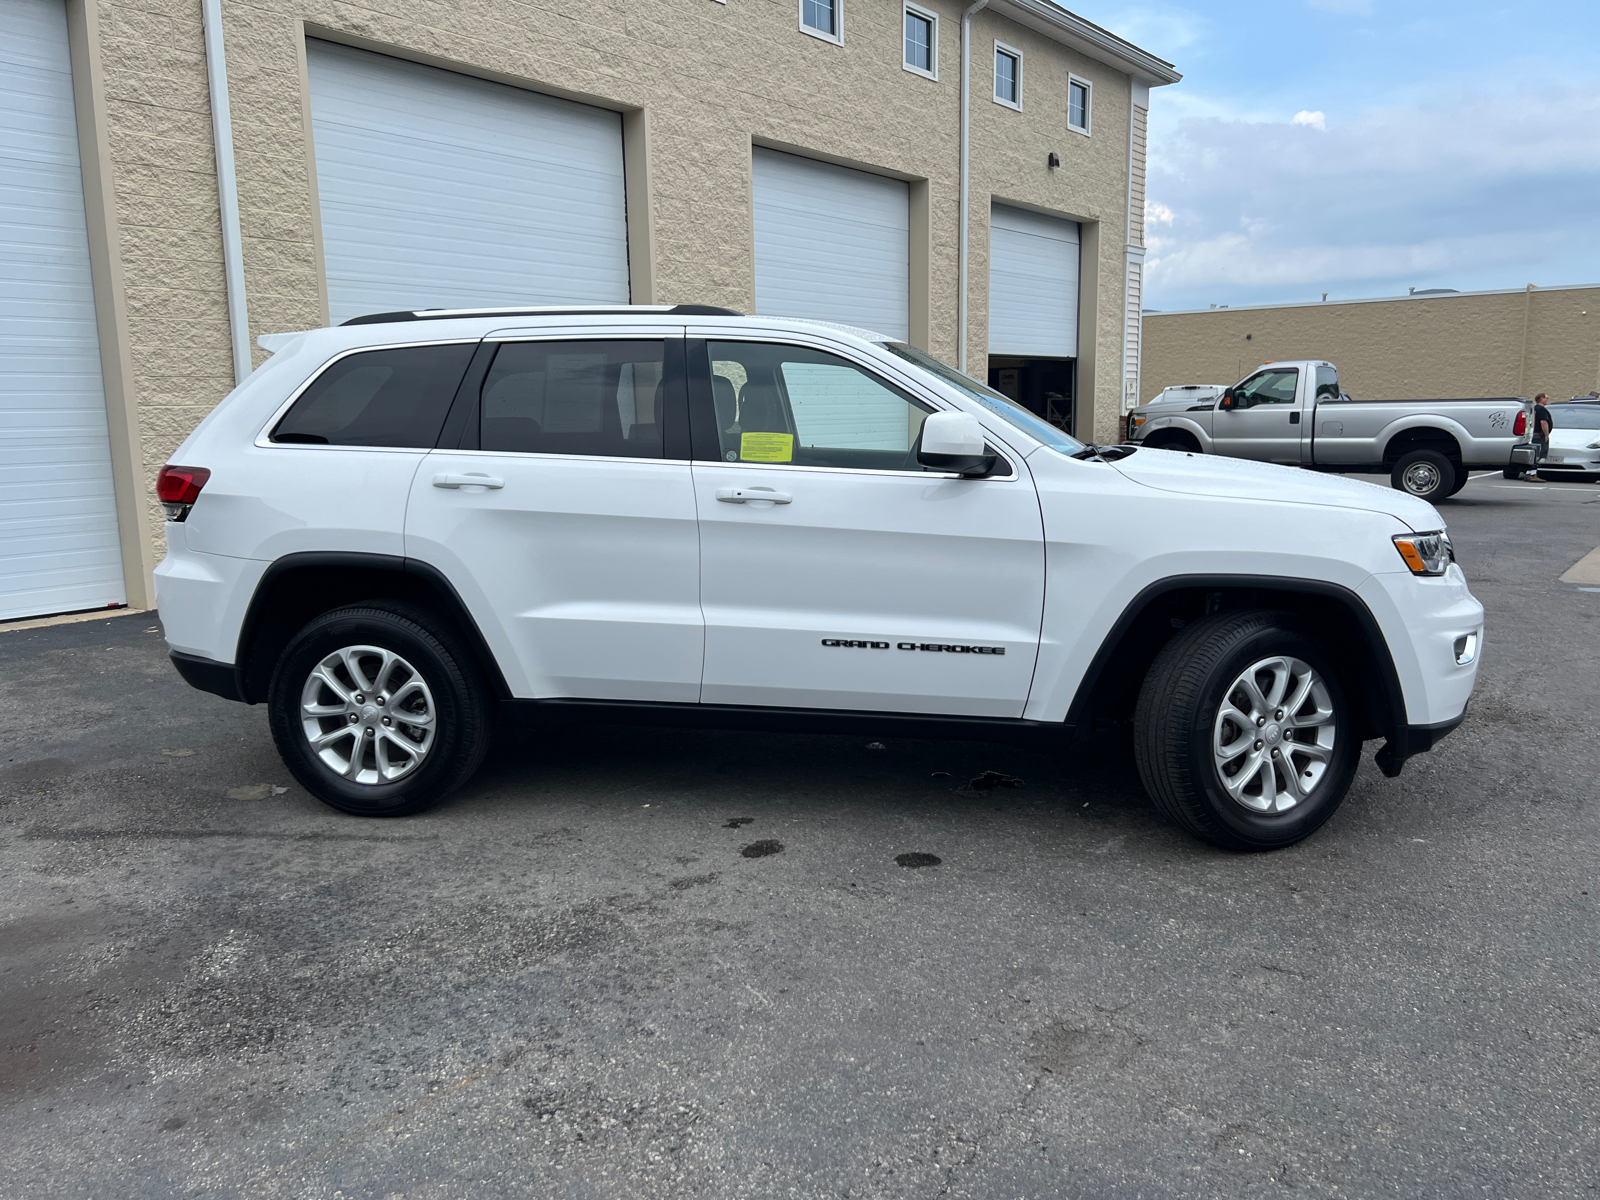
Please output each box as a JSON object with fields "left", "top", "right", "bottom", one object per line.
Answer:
{"left": 268, "top": 603, "right": 491, "bottom": 816}
{"left": 1502, "top": 466, "right": 1523, "bottom": 480}
{"left": 1390, "top": 449, "right": 1455, "bottom": 501}
{"left": 1445, "top": 466, "right": 1471, "bottom": 496}
{"left": 1134, "top": 611, "right": 1359, "bottom": 851}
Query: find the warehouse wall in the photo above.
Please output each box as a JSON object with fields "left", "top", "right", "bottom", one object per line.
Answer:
{"left": 1141, "top": 285, "right": 1600, "bottom": 402}
{"left": 81, "top": 0, "right": 1149, "bottom": 571}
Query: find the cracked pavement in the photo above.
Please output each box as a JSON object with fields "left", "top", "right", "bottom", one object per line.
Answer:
{"left": 2, "top": 475, "right": 1598, "bottom": 1197}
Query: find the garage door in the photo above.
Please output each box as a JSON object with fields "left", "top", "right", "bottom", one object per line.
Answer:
{"left": 988, "top": 204, "right": 1080, "bottom": 357}
{"left": 0, "top": 0, "right": 126, "bottom": 620}
{"left": 306, "top": 41, "right": 629, "bottom": 325}
{"left": 752, "top": 148, "right": 909, "bottom": 341}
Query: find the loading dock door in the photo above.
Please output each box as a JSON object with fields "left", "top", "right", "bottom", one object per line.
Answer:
{"left": 752, "top": 148, "right": 909, "bottom": 341}
{"left": 988, "top": 204, "right": 1080, "bottom": 357}
{"left": 0, "top": 0, "right": 126, "bottom": 620}
{"left": 306, "top": 41, "right": 630, "bottom": 324}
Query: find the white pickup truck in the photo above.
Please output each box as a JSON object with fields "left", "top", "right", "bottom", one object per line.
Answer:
{"left": 1127, "top": 361, "right": 1533, "bottom": 501}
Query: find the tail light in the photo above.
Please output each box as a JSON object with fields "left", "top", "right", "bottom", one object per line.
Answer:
{"left": 1513, "top": 410, "right": 1527, "bottom": 436}
{"left": 157, "top": 465, "right": 210, "bottom": 522}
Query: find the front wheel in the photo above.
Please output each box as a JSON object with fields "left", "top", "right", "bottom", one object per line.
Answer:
{"left": 268, "top": 603, "right": 491, "bottom": 816}
{"left": 1134, "top": 612, "right": 1360, "bottom": 851}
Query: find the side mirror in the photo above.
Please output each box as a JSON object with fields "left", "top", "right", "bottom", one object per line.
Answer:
{"left": 1218, "top": 389, "right": 1235, "bottom": 411}
{"left": 917, "top": 411, "right": 995, "bottom": 476}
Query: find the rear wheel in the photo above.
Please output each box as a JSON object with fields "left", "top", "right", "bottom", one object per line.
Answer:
{"left": 1390, "top": 449, "right": 1457, "bottom": 502}
{"left": 1445, "top": 466, "right": 1471, "bottom": 496}
{"left": 268, "top": 603, "right": 491, "bottom": 816}
{"left": 1134, "top": 612, "right": 1360, "bottom": 851}
{"left": 1502, "top": 466, "right": 1523, "bottom": 480}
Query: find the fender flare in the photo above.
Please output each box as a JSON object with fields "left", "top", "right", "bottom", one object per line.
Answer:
{"left": 1376, "top": 416, "right": 1471, "bottom": 463}
{"left": 1137, "top": 414, "right": 1211, "bottom": 451}
{"left": 1061, "top": 572, "right": 1407, "bottom": 742}
{"left": 233, "top": 550, "right": 512, "bottom": 703}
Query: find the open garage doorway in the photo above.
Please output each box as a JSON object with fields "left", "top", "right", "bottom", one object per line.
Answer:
{"left": 987, "top": 357, "right": 1076, "bottom": 435}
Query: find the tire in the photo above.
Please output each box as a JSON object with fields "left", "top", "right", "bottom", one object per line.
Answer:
{"left": 1133, "top": 611, "right": 1360, "bottom": 851}
{"left": 268, "top": 603, "right": 492, "bottom": 816}
{"left": 1390, "top": 449, "right": 1457, "bottom": 501}
{"left": 1445, "top": 466, "right": 1471, "bottom": 496}
{"left": 1502, "top": 466, "right": 1523, "bottom": 481}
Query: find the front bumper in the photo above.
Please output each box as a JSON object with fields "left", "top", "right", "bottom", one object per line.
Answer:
{"left": 1358, "top": 565, "right": 1483, "bottom": 730}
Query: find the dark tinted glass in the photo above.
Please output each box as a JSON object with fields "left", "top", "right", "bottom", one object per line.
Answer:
{"left": 1069, "top": 81, "right": 1088, "bottom": 128}
{"left": 480, "top": 340, "right": 665, "bottom": 458}
{"left": 272, "top": 343, "right": 474, "bottom": 447}
{"left": 1315, "top": 365, "right": 1340, "bottom": 401}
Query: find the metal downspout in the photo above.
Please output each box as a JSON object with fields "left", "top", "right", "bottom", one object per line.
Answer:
{"left": 202, "top": 0, "right": 251, "bottom": 384}
{"left": 1121, "top": 77, "right": 1135, "bottom": 419}
{"left": 958, "top": 0, "right": 990, "bottom": 376}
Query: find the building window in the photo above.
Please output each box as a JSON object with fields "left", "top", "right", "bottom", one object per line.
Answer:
{"left": 1068, "top": 75, "right": 1091, "bottom": 134}
{"left": 993, "top": 43, "right": 1022, "bottom": 110}
{"left": 800, "top": 0, "right": 840, "bottom": 43}
{"left": 903, "top": 4, "right": 937, "bottom": 79}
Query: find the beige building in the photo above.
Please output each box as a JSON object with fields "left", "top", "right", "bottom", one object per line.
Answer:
{"left": 1141, "top": 284, "right": 1600, "bottom": 405}
{"left": 0, "top": 0, "right": 1177, "bottom": 621}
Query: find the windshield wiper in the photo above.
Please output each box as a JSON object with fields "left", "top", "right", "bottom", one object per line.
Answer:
{"left": 1070, "top": 443, "right": 1138, "bottom": 461}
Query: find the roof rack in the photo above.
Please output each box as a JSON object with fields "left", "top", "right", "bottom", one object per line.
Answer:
{"left": 340, "top": 303, "right": 744, "bottom": 326}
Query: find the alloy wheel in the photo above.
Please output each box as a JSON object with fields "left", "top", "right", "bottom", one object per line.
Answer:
{"left": 299, "top": 644, "right": 436, "bottom": 784}
{"left": 1212, "top": 655, "right": 1337, "bottom": 813}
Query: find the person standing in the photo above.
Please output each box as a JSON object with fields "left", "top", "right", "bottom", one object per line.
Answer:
{"left": 1525, "top": 393, "right": 1554, "bottom": 480}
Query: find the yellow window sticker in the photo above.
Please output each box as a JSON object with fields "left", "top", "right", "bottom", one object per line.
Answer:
{"left": 740, "top": 432, "right": 794, "bottom": 463}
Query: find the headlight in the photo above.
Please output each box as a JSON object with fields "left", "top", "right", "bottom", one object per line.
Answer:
{"left": 1130, "top": 414, "right": 1147, "bottom": 428}
{"left": 1392, "top": 531, "right": 1454, "bottom": 576}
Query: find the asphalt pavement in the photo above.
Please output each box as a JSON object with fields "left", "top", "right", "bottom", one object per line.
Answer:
{"left": 3, "top": 474, "right": 1597, "bottom": 1198}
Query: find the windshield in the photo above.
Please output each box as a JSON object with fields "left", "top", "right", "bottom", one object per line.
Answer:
{"left": 880, "top": 343, "right": 1086, "bottom": 454}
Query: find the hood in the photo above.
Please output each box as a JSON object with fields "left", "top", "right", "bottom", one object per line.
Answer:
{"left": 1110, "top": 448, "right": 1442, "bottom": 530}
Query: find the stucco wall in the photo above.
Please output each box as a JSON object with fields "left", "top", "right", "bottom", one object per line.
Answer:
{"left": 89, "top": 0, "right": 1146, "bottom": 570}
{"left": 1142, "top": 286, "right": 1600, "bottom": 403}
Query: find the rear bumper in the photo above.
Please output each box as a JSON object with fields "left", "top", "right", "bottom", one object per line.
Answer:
{"left": 170, "top": 650, "right": 247, "bottom": 703}
{"left": 1373, "top": 709, "right": 1466, "bottom": 778}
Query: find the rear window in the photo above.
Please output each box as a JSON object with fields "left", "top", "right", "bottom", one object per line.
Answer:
{"left": 1553, "top": 405, "right": 1600, "bottom": 430}
{"left": 271, "top": 343, "right": 475, "bottom": 447}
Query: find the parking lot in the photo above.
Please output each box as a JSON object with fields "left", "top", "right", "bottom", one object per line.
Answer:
{"left": 2, "top": 475, "right": 1597, "bottom": 1198}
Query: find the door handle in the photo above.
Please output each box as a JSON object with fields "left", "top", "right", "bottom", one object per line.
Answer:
{"left": 1289, "top": 412, "right": 1301, "bottom": 425}
{"left": 716, "top": 486, "right": 792, "bottom": 504}
{"left": 432, "top": 472, "right": 505, "bottom": 489}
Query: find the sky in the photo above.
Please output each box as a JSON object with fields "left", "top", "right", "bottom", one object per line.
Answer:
{"left": 1072, "top": 0, "right": 1600, "bottom": 312}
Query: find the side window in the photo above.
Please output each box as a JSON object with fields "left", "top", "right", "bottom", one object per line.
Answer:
{"left": 271, "top": 343, "right": 475, "bottom": 447}
{"left": 707, "top": 341, "right": 935, "bottom": 472}
{"left": 1315, "top": 365, "right": 1340, "bottom": 401}
{"left": 480, "top": 340, "right": 665, "bottom": 458}
{"left": 1235, "top": 368, "right": 1300, "bottom": 406}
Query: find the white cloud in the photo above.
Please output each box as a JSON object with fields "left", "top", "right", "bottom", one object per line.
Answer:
{"left": 1143, "top": 79, "right": 1600, "bottom": 307}
{"left": 1146, "top": 201, "right": 1176, "bottom": 226}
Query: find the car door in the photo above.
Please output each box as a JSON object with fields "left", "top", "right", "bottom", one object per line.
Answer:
{"left": 404, "top": 326, "right": 704, "bottom": 702}
{"left": 688, "top": 334, "right": 1045, "bottom": 718}
{"left": 1211, "top": 366, "right": 1305, "bottom": 463}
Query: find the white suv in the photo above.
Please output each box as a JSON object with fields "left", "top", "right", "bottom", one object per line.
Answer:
{"left": 155, "top": 306, "right": 1483, "bottom": 850}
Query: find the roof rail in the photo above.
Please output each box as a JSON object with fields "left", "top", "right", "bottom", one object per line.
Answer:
{"left": 340, "top": 303, "right": 744, "bottom": 326}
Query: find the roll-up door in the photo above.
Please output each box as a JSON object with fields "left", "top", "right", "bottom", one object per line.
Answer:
{"left": 752, "top": 148, "right": 909, "bottom": 341}
{"left": 988, "top": 204, "right": 1080, "bottom": 357}
{"left": 0, "top": 0, "right": 126, "bottom": 620}
{"left": 306, "top": 41, "right": 629, "bottom": 325}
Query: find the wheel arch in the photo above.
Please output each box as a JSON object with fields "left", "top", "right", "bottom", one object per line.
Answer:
{"left": 1137, "top": 415, "right": 1210, "bottom": 452}
{"left": 1062, "top": 574, "right": 1405, "bottom": 746}
{"left": 1381, "top": 422, "right": 1465, "bottom": 466}
{"left": 233, "top": 552, "right": 511, "bottom": 704}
